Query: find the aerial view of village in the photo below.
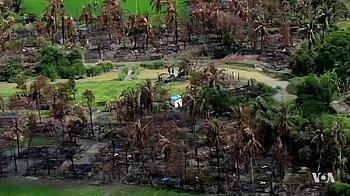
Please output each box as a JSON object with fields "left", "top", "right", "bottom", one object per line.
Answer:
{"left": 0, "top": 0, "right": 349, "bottom": 195}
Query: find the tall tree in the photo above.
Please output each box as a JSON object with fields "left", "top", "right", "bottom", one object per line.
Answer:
{"left": 82, "top": 89, "right": 95, "bottom": 137}
{"left": 30, "top": 76, "right": 53, "bottom": 129}
{"left": 165, "top": 0, "right": 178, "bottom": 49}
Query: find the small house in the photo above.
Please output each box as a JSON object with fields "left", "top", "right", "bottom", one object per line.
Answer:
{"left": 171, "top": 95, "right": 182, "bottom": 108}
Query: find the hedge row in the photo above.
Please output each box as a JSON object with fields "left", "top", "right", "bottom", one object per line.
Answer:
{"left": 86, "top": 62, "right": 114, "bottom": 77}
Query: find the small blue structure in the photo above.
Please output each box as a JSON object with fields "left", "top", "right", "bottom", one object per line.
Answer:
{"left": 171, "top": 95, "right": 182, "bottom": 108}
{"left": 160, "top": 177, "right": 179, "bottom": 187}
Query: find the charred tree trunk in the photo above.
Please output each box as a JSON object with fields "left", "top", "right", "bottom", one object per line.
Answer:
{"left": 175, "top": 15, "right": 178, "bottom": 51}
{"left": 216, "top": 142, "right": 221, "bottom": 193}
{"left": 61, "top": 13, "right": 65, "bottom": 46}
{"left": 89, "top": 107, "right": 94, "bottom": 137}
{"left": 15, "top": 120, "right": 20, "bottom": 158}
{"left": 13, "top": 150, "right": 17, "bottom": 172}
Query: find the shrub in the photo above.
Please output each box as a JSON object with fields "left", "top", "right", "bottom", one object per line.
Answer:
{"left": 117, "top": 65, "right": 128, "bottom": 81}
{"left": 140, "top": 61, "right": 165, "bottom": 69}
{"left": 0, "top": 57, "right": 22, "bottom": 82}
{"left": 35, "top": 46, "right": 86, "bottom": 79}
{"left": 86, "top": 62, "right": 114, "bottom": 77}
{"left": 327, "top": 182, "right": 350, "bottom": 196}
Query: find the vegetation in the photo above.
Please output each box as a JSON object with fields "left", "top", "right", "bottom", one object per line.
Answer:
{"left": 0, "top": 0, "right": 350, "bottom": 195}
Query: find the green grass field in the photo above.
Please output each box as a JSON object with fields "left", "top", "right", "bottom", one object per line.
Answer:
{"left": 0, "top": 183, "right": 193, "bottom": 196}
{"left": 0, "top": 69, "right": 188, "bottom": 110}
{"left": 22, "top": 0, "right": 188, "bottom": 19}
{"left": 337, "top": 20, "right": 350, "bottom": 31}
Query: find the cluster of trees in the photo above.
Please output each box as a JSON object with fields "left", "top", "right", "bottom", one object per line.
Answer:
{"left": 35, "top": 46, "right": 86, "bottom": 80}
{"left": 292, "top": 30, "right": 350, "bottom": 78}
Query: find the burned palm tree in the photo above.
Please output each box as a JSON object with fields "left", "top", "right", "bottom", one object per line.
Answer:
{"left": 202, "top": 119, "right": 227, "bottom": 193}
{"left": 30, "top": 76, "right": 53, "bottom": 128}
{"left": 140, "top": 80, "right": 154, "bottom": 115}
{"left": 100, "top": 0, "right": 125, "bottom": 42}
{"left": 184, "top": 94, "right": 205, "bottom": 176}
{"left": 130, "top": 119, "right": 149, "bottom": 167}
{"left": 120, "top": 88, "right": 140, "bottom": 121}
{"left": 44, "top": 0, "right": 64, "bottom": 45}
{"left": 129, "top": 14, "right": 154, "bottom": 49}
{"left": 243, "top": 125, "right": 264, "bottom": 194}
{"left": 0, "top": 17, "right": 14, "bottom": 53}
{"left": 253, "top": 14, "right": 269, "bottom": 53}
{"left": 164, "top": 0, "right": 178, "bottom": 48}
{"left": 203, "top": 63, "right": 227, "bottom": 89}
{"left": 81, "top": 1, "right": 98, "bottom": 36}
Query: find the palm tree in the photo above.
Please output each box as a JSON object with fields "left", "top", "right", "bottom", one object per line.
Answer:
{"left": 44, "top": 0, "right": 64, "bottom": 45}
{"left": 202, "top": 119, "right": 225, "bottom": 193}
{"left": 81, "top": 1, "right": 98, "bottom": 36}
{"left": 203, "top": 63, "right": 226, "bottom": 89}
{"left": 328, "top": 122, "right": 347, "bottom": 181}
{"left": 153, "top": 134, "right": 173, "bottom": 176}
{"left": 7, "top": 118, "right": 27, "bottom": 158}
{"left": 185, "top": 94, "right": 206, "bottom": 176}
{"left": 243, "top": 126, "right": 264, "bottom": 194}
{"left": 316, "top": 3, "right": 333, "bottom": 42}
{"left": 253, "top": 15, "right": 269, "bottom": 53}
{"left": 82, "top": 89, "right": 95, "bottom": 137}
{"left": 140, "top": 80, "right": 153, "bottom": 114}
{"left": 164, "top": 0, "right": 178, "bottom": 49}
{"left": 312, "top": 127, "right": 326, "bottom": 173}
{"left": 30, "top": 76, "right": 53, "bottom": 129}
{"left": 130, "top": 119, "right": 149, "bottom": 167}
{"left": 300, "top": 20, "right": 320, "bottom": 49}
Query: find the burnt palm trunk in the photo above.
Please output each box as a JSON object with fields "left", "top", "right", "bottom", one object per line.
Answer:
{"left": 89, "top": 107, "right": 94, "bottom": 137}
{"left": 15, "top": 120, "right": 20, "bottom": 158}
{"left": 250, "top": 157, "right": 255, "bottom": 194}
{"left": 134, "top": 30, "right": 138, "bottom": 49}
{"left": 61, "top": 4, "right": 65, "bottom": 46}
{"left": 70, "top": 155, "right": 75, "bottom": 176}
{"left": 216, "top": 142, "right": 221, "bottom": 193}
{"left": 13, "top": 150, "right": 17, "bottom": 172}
{"left": 260, "top": 29, "right": 263, "bottom": 54}
{"left": 175, "top": 14, "right": 178, "bottom": 50}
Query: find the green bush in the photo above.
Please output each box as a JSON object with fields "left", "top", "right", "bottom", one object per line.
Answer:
{"left": 35, "top": 46, "right": 86, "bottom": 79}
{"left": 327, "top": 182, "right": 350, "bottom": 196}
{"left": 0, "top": 57, "right": 22, "bottom": 82}
{"left": 140, "top": 61, "right": 165, "bottom": 69}
{"left": 86, "top": 62, "right": 114, "bottom": 77}
{"left": 117, "top": 65, "right": 128, "bottom": 81}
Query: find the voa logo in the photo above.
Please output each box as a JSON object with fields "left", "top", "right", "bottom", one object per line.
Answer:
{"left": 311, "top": 173, "right": 335, "bottom": 183}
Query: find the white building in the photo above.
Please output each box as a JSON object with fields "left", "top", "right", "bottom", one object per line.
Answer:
{"left": 171, "top": 95, "right": 182, "bottom": 108}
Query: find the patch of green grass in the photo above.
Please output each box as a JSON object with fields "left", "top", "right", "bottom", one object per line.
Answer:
{"left": 22, "top": 0, "right": 188, "bottom": 19}
{"left": 337, "top": 20, "right": 350, "bottom": 31}
{"left": 76, "top": 79, "right": 141, "bottom": 109}
{"left": 0, "top": 183, "right": 193, "bottom": 196}
{"left": 28, "top": 136, "right": 57, "bottom": 147}
{"left": 0, "top": 84, "right": 18, "bottom": 97}
{"left": 224, "top": 62, "right": 256, "bottom": 70}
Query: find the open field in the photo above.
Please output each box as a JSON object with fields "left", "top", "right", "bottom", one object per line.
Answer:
{"left": 22, "top": 0, "right": 188, "bottom": 18}
{"left": 0, "top": 68, "right": 189, "bottom": 109}
{"left": 0, "top": 181, "right": 193, "bottom": 196}
{"left": 337, "top": 20, "right": 350, "bottom": 31}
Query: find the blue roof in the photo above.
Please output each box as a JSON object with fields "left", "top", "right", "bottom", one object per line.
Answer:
{"left": 161, "top": 178, "right": 170, "bottom": 181}
{"left": 171, "top": 95, "right": 181, "bottom": 101}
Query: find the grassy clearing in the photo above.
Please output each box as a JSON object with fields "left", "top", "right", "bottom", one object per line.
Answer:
{"left": 337, "top": 20, "right": 350, "bottom": 31}
{"left": 22, "top": 0, "right": 188, "bottom": 19}
{"left": 0, "top": 183, "right": 193, "bottom": 196}
{"left": 0, "top": 69, "right": 188, "bottom": 110}
{"left": 28, "top": 136, "right": 57, "bottom": 147}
